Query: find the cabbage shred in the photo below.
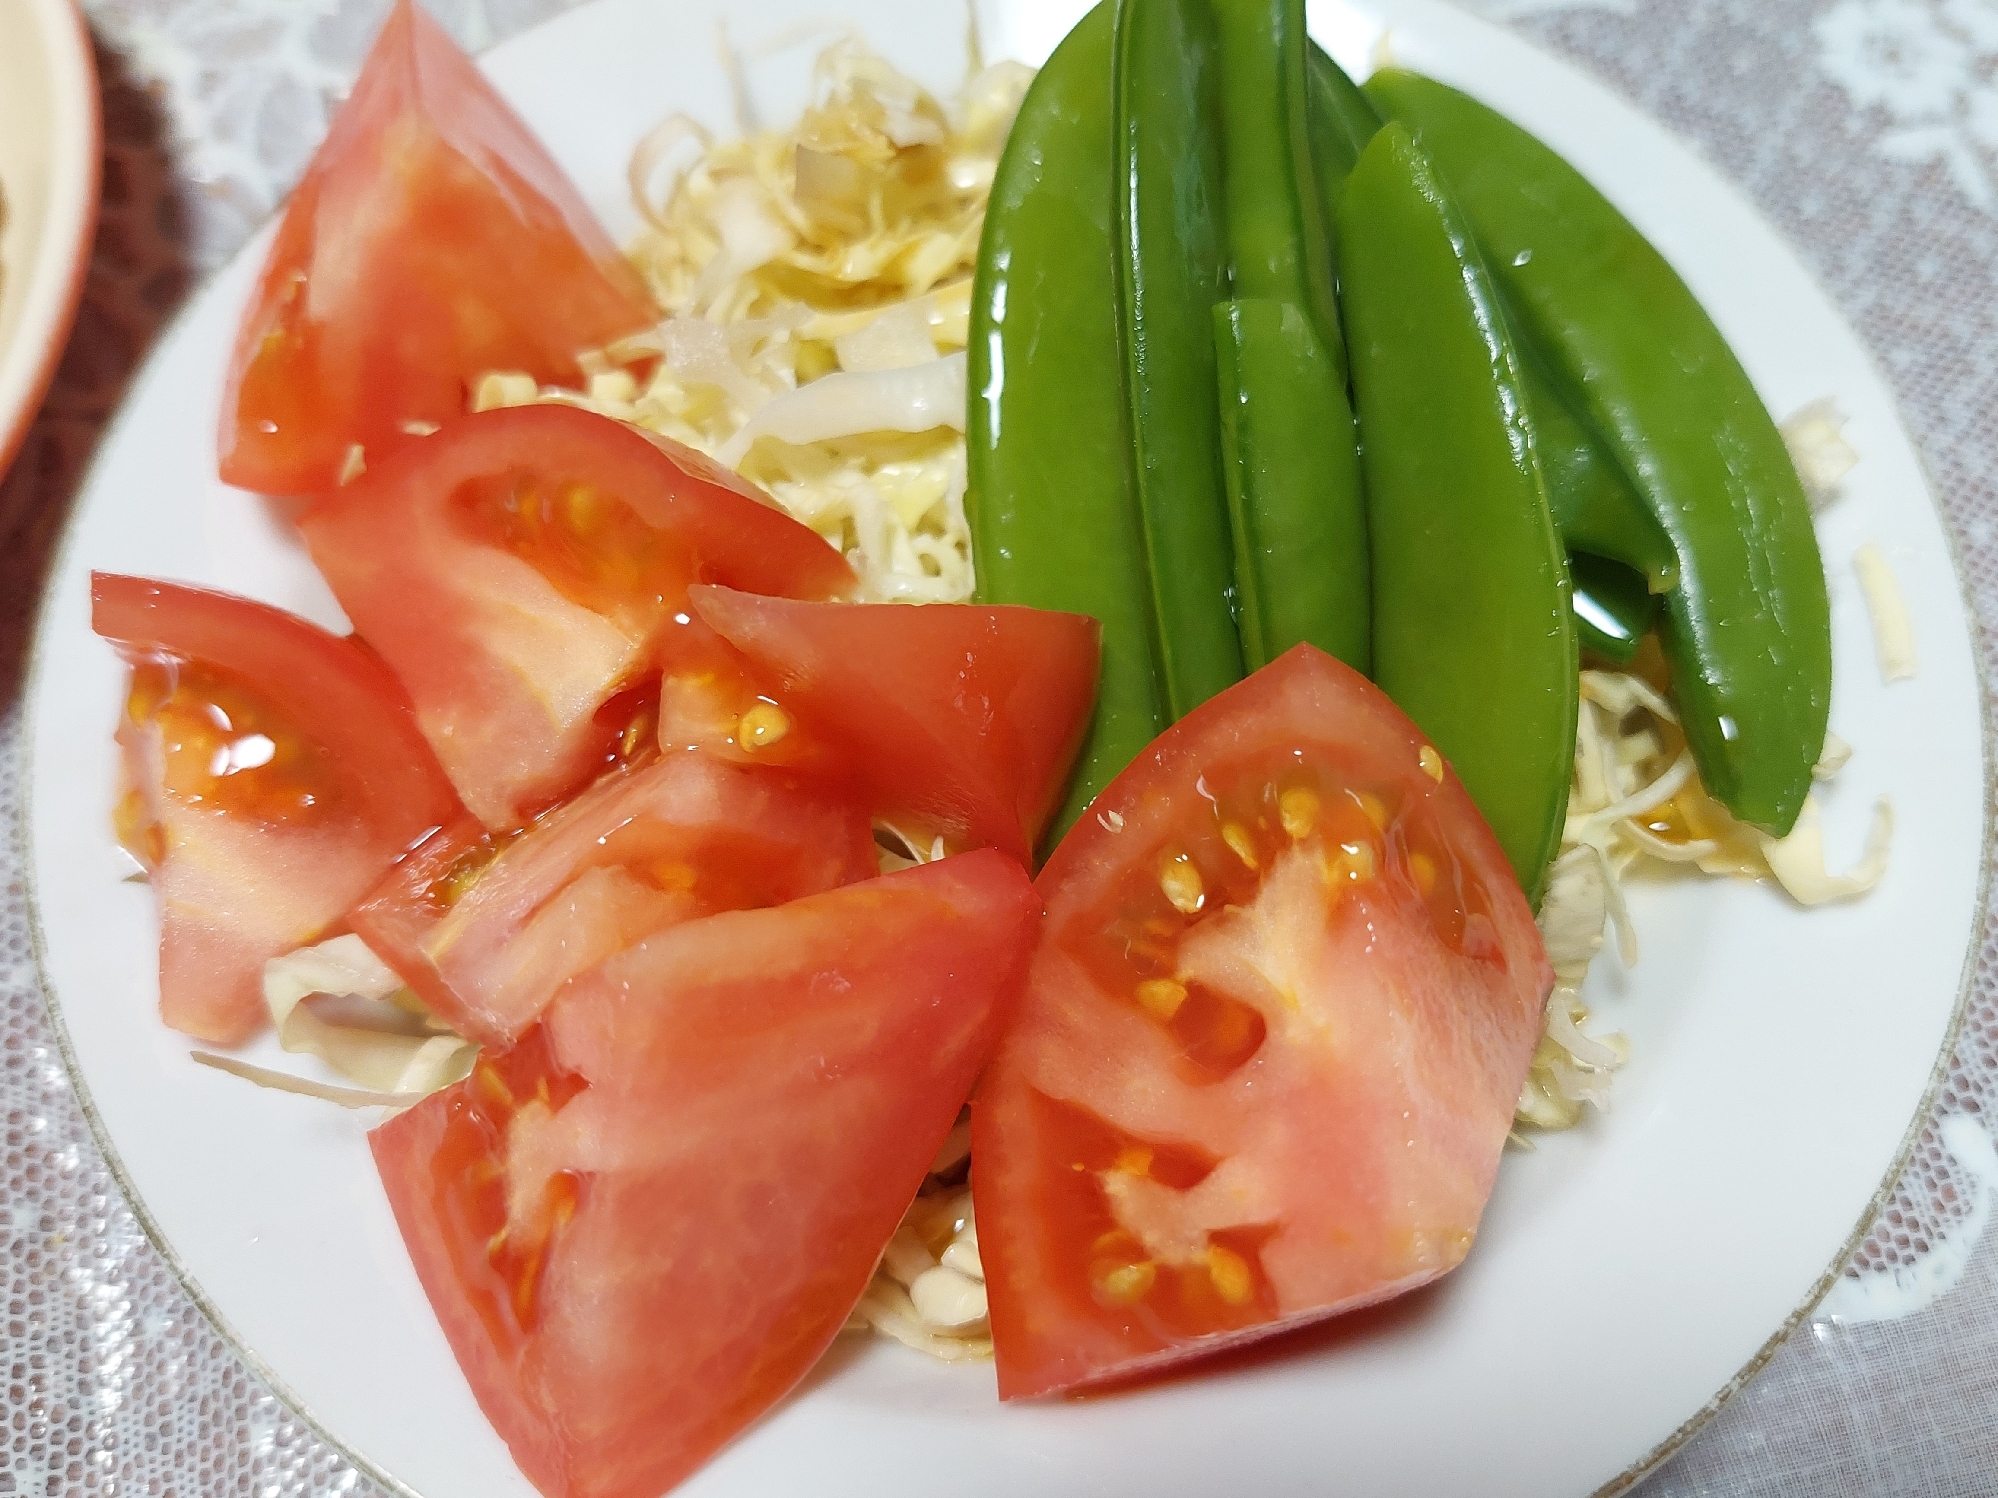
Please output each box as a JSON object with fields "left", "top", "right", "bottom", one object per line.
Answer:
{"left": 1526, "top": 644, "right": 1891, "bottom": 1131}
{"left": 478, "top": 43, "right": 1035, "bottom": 605}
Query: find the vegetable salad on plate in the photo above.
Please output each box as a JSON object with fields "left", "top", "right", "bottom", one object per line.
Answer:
{"left": 88, "top": 0, "right": 1895, "bottom": 1493}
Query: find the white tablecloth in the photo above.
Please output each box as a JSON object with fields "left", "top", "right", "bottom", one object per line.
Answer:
{"left": 3, "top": 0, "right": 1994, "bottom": 1491}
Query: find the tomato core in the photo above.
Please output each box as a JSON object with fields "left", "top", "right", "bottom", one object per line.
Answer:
{"left": 1059, "top": 755, "right": 1501, "bottom": 1095}
{"left": 1025, "top": 1091, "right": 1278, "bottom": 1341}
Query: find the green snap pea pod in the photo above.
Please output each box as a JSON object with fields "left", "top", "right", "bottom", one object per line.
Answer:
{"left": 1528, "top": 356, "right": 1668, "bottom": 657}
{"left": 1366, "top": 70, "right": 1830, "bottom": 835}
{"left": 1215, "top": 0, "right": 1339, "bottom": 344}
{"left": 1209, "top": 0, "right": 1370, "bottom": 673}
{"left": 1304, "top": 44, "right": 1382, "bottom": 251}
{"left": 1212, "top": 299, "right": 1370, "bottom": 671}
{"left": 1517, "top": 341, "right": 1678, "bottom": 592}
{"left": 1112, "top": 0, "right": 1246, "bottom": 719}
{"left": 1308, "top": 44, "right": 1382, "bottom": 165}
{"left": 1309, "top": 61, "right": 1678, "bottom": 615}
{"left": 1304, "top": 56, "right": 1674, "bottom": 600}
{"left": 1570, "top": 552, "right": 1658, "bottom": 664}
{"left": 1339, "top": 124, "right": 1576, "bottom": 896}
{"left": 1515, "top": 305, "right": 1673, "bottom": 654}
{"left": 968, "top": 2, "right": 1164, "bottom": 842}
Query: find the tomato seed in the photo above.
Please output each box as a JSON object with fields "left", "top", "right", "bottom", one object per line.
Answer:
{"left": 1409, "top": 851, "right": 1438, "bottom": 895}
{"left": 1203, "top": 1246, "right": 1254, "bottom": 1306}
{"left": 1221, "top": 822, "right": 1259, "bottom": 870}
{"left": 1279, "top": 787, "right": 1319, "bottom": 839}
{"left": 474, "top": 1062, "right": 515, "bottom": 1110}
{"left": 1159, "top": 853, "right": 1204, "bottom": 914}
{"left": 1135, "top": 979, "right": 1187, "bottom": 1021}
{"left": 618, "top": 704, "right": 655, "bottom": 759}
{"left": 1112, "top": 1145, "right": 1154, "bottom": 1177}
{"left": 1327, "top": 841, "right": 1376, "bottom": 885}
{"left": 1353, "top": 791, "right": 1389, "bottom": 831}
{"left": 737, "top": 701, "right": 792, "bottom": 750}
{"left": 1093, "top": 1260, "right": 1157, "bottom": 1306}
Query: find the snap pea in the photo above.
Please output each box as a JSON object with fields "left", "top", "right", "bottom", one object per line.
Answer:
{"left": 1340, "top": 124, "right": 1576, "bottom": 895}
{"left": 1367, "top": 70, "right": 1830, "bottom": 835}
{"left": 1215, "top": 0, "right": 1338, "bottom": 340}
{"left": 1209, "top": 0, "right": 1370, "bottom": 672}
{"left": 1307, "top": 44, "right": 1382, "bottom": 172}
{"left": 968, "top": 2, "right": 1164, "bottom": 842}
{"left": 1212, "top": 299, "right": 1369, "bottom": 671}
{"left": 1570, "top": 551, "right": 1658, "bottom": 664}
{"left": 1304, "top": 45, "right": 1381, "bottom": 265}
{"left": 1112, "top": 0, "right": 1246, "bottom": 718}
{"left": 1301, "top": 47, "right": 1379, "bottom": 315}
{"left": 1517, "top": 342, "right": 1678, "bottom": 592}
{"left": 1297, "top": 51, "right": 1675, "bottom": 641}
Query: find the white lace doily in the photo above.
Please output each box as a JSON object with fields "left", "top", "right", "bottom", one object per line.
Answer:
{"left": 2, "top": 0, "right": 1995, "bottom": 1492}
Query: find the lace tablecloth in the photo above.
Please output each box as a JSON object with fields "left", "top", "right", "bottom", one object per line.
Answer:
{"left": 3, "top": 0, "right": 1996, "bottom": 1492}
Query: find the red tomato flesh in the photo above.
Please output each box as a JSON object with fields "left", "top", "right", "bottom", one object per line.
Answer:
{"left": 974, "top": 644, "right": 1552, "bottom": 1398}
{"left": 297, "top": 405, "right": 855, "bottom": 830}
{"left": 217, "top": 0, "right": 656, "bottom": 496}
{"left": 348, "top": 753, "right": 878, "bottom": 1048}
{"left": 370, "top": 850, "right": 1041, "bottom": 1498}
{"left": 681, "top": 584, "right": 1100, "bottom": 863}
{"left": 91, "top": 574, "right": 462, "bottom": 1044}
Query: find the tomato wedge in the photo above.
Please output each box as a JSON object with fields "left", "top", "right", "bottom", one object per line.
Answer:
{"left": 974, "top": 644, "right": 1551, "bottom": 1398}
{"left": 679, "top": 585, "right": 1100, "bottom": 863}
{"left": 370, "top": 851, "right": 1040, "bottom": 1498}
{"left": 348, "top": 754, "right": 877, "bottom": 1048}
{"left": 297, "top": 405, "right": 856, "bottom": 830}
{"left": 217, "top": 0, "right": 656, "bottom": 496}
{"left": 91, "top": 574, "right": 462, "bottom": 1044}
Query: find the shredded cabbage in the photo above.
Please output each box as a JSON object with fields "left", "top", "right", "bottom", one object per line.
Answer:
{"left": 261, "top": 934, "right": 476, "bottom": 1096}
{"left": 189, "top": 1051, "right": 439, "bottom": 1111}
{"left": 1853, "top": 542, "right": 1919, "bottom": 683}
{"left": 1782, "top": 397, "right": 1861, "bottom": 509}
{"left": 716, "top": 353, "right": 966, "bottom": 467}
{"left": 1525, "top": 646, "right": 1893, "bottom": 1132}
{"left": 1519, "top": 396, "right": 1890, "bottom": 1133}
{"left": 847, "top": 1177, "right": 990, "bottom": 1360}
{"left": 476, "top": 42, "right": 1029, "bottom": 606}
{"left": 200, "top": 936, "right": 476, "bottom": 1109}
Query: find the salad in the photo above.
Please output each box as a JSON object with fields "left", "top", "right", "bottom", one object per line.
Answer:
{"left": 85, "top": 1, "right": 1895, "bottom": 1494}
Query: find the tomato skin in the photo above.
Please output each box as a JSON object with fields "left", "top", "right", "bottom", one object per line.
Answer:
{"left": 91, "top": 574, "right": 462, "bottom": 1043}
{"left": 974, "top": 644, "right": 1552, "bottom": 1399}
{"left": 297, "top": 405, "right": 856, "bottom": 830}
{"left": 688, "top": 585, "right": 1101, "bottom": 863}
{"left": 370, "top": 850, "right": 1041, "bottom": 1498}
{"left": 217, "top": 0, "right": 656, "bottom": 496}
{"left": 347, "top": 753, "right": 878, "bottom": 1048}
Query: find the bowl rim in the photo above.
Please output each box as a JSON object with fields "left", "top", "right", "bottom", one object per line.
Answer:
{"left": 0, "top": 0, "right": 101, "bottom": 484}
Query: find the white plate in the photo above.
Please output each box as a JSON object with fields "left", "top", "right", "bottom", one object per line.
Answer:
{"left": 0, "top": 0, "right": 98, "bottom": 489}
{"left": 22, "top": 1, "right": 1987, "bottom": 1495}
